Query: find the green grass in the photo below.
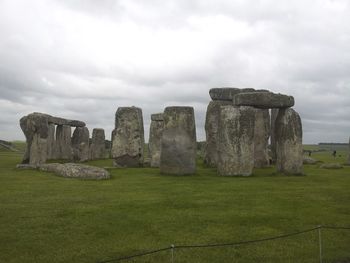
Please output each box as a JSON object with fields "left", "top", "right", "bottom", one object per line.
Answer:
{"left": 0, "top": 145, "right": 349, "bottom": 263}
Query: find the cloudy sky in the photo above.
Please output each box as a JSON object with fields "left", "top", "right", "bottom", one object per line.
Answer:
{"left": 0, "top": 0, "right": 349, "bottom": 144}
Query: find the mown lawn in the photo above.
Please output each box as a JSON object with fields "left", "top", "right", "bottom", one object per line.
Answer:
{"left": 0, "top": 145, "right": 349, "bottom": 263}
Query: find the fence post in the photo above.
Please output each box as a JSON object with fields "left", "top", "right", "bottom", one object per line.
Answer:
{"left": 318, "top": 225, "right": 323, "bottom": 263}
{"left": 171, "top": 244, "right": 175, "bottom": 263}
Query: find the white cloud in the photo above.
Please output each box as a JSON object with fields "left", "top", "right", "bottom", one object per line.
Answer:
{"left": 0, "top": 0, "right": 349, "bottom": 144}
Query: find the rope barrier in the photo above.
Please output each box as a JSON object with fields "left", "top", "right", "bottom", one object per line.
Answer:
{"left": 97, "top": 225, "right": 349, "bottom": 263}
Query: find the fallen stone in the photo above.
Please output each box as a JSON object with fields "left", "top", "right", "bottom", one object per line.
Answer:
{"left": 303, "top": 156, "right": 318, "bottom": 164}
{"left": 233, "top": 92, "right": 294, "bottom": 109}
{"left": 111, "top": 107, "right": 144, "bottom": 167}
{"left": 72, "top": 127, "right": 90, "bottom": 162}
{"left": 39, "top": 163, "right": 110, "bottom": 179}
{"left": 320, "top": 163, "right": 343, "bottom": 169}
{"left": 160, "top": 106, "right": 197, "bottom": 175}
{"left": 217, "top": 106, "right": 256, "bottom": 176}
{"left": 275, "top": 108, "right": 303, "bottom": 175}
{"left": 204, "top": 100, "right": 233, "bottom": 167}
{"left": 149, "top": 113, "right": 164, "bottom": 168}
{"left": 90, "top": 128, "right": 106, "bottom": 160}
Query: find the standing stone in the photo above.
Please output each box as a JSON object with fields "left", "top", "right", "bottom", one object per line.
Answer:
{"left": 90, "top": 128, "right": 106, "bottom": 160}
{"left": 148, "top": 113, "right": 164, "bottom": 168}
{"left": 19, "top": 113, "right": 49, "bottom": 165}
{"left": 270, "top": 109, "right": 279, "bottom": 163}
{"left": 56, "top": 125, "right": 72, "bottom": 160}
{"left": 160, "top": 106, "right": 197, "bottom": 175}
{"left": 348, "top": 137, "right": 350, "bottom": 165}
{"left": 111, "top": 107, "right": 144, "bottom": 167}
{"left": 71, "top": 127, "right": 90, "bottom": 162}
{"left": 275, "top": 108, "right": 303, "bottom": 175}
{"left": 254, "top": 109, "right": 270, "bottom": 168}
{"left": 47, "top": 124, "right": 56, "bottom": 160}
{"left": 204, "top": 100, "right": 232, "bottom": 167}
{"left": 217, "top": 106, "right": 256, "bottom": 176}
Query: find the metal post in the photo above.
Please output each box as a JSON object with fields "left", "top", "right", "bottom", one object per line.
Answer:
{"left": 171, "top": 244, "right": 175, "bottom": 263}
{"left": 318, "top": 225, "right": 323, "bottom": 263}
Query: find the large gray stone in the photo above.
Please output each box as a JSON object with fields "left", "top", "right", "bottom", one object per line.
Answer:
{"left": 47, "top": 123, "right": 56, "bottom": 160}
{"left": 48, "top": 116, "right": 85, "bottom": 127}
{"left": 19, "top": 113, "right": 49, "bottom": 165}
{"left": 204, "top": 100, "right": 233, "bottom": 167}
{"left": 233, "top": 92, "right": 294, "bottom": 109}
{"left": 39, "top": 163, "right": 110, "bottom": 180}
{"left": 55, "top": 125, "right": 72, "bottom": 160}
{"left": 72, "top": 127, "right": 90, "bottom": 162}
{"left": 270, "top": 108, "right": 279, "bottom": 163}
{"left": 217, "top": 106, "right": 256, "bottom": 176}
{"left": 209, "top": 87, "right": 258, "bottom": 101}
{"left": 275, "top": 108, "right": 303, "bottom": 175}
{"left": 348, "top": 137, "right": 350, "bottom": 165}
{"left": 160, "top": 106, "right": 197, "bottom": 175}
{"left": 111, "top": 107, "right": 144, "bottom": 167}
{"left": 90, "top": 128, "right": 106, "bottom": 160}
{"left": 254, "top": 109, "right": 270, "bottom": 168}
{"left": 148, "top": 113, "right": 164, "bottom": 167}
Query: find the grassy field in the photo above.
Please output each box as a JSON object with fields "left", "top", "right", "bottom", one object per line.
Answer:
{"left": 0, "top": 143, "right": 349, "bottom": 262}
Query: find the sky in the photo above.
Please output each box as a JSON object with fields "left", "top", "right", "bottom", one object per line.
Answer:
{"left": 0, "top": 0, "right": 349, "bottom": 144}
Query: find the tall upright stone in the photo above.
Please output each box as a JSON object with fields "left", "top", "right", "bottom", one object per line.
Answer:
{"left": 71, "top": 126, "right": 90, "bottom": 162}
{"left": 275, "top": 108, "right": 303, "bottom": 175}
{"left": 111, "top": 107, "right": 144, "bottom": 167}
{"left": 217, "top": 106, "right": 256, "bottom": 176}
{"left": 204, "top": 100, "right": 232, "bottom": 167}
{"left": 270, "top": 108, "right": 279, "bottom": 163}
{"left": 19, "top": 113, "right": 49, "bottom": 165}
{"left": 254, "top": 109, "right": 270, "bottom": 168}
{"left": 56, "top": 125, "right": 72, "bottom": 160}
{"left": 148, "top": 113, "right": 164, "bottom": 168}
{"left": 348, "top": 137, "right": 350, "bottom": 165}
{"left": 90, "top": 128, "right": 106, "bottom": 160}
{"left": 47, "top": 124, "right": 56, "bottom": 160}
{"left": 160, "top": 106, "right": 197, "bottom": 175}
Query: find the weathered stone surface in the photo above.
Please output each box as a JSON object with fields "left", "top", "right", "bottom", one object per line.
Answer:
{"left": 204, "top": 100, "right": 233, "bottom": 167}
{"left": 39, "top": 163, "right": 110, "bottom": 179}
{"left": 55, "top": 125, "right": 72, "bottom": 160}
{"left": 151, "top": 113, "right": 164, "bottom": 121}
{"left": 111, "top": 107, "right": 144, "bottom": 167}
{"left": 149, "top": 113, "right": 164, "bottom": 167}
{"left": 48, "top": 116, "right": 85, "bottom": 127}
{"left": 303, "top": 156, "right": 317, "bottom": 164}
{"left": 47, "top": 124, "right": 56, "bottom": 159}
{"left": 209, "top": 87, "right": 259, "bottom": 101}
{"left": 90, "top": 128, "right": 106, "bottom": 160}
{"left": 254, "top": 109, "right": 270, "bottom": 168}
{"left": 217, "top": 106, "right": 256, "bottom": 176}
{"left": 71, "top": 127, "right": 90, "bottom": 162}
{"left": 233, "top": 92, "right": 294, "bottom": 109}
{"left": 275, "top": 108, "right": 303, "bottom": 175}
{"left": 160, "top": 106, "right": 196, "bottom": 175}
{"left": 20, "top": 113, "right": 49, "bottom": 165}
{"left": 320, "top": 163, "right": 343, "bottom": 169}
{"left": 270, "top": 108, "right": 279, "bottom": 163}
{"left": 348, "top": 137, "right": 350, "bottom": 165}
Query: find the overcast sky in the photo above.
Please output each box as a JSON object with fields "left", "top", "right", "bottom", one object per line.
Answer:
{"left": 0, "top": 0, "right": 349, "bottom": 144}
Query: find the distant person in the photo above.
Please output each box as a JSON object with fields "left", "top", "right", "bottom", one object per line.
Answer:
{"left": 332, "top": 150, "right": 336, "bottom": 158}
{"left": 308, "top": 151, "right": 311, "bottom": 156}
